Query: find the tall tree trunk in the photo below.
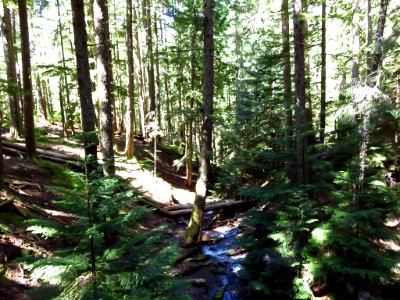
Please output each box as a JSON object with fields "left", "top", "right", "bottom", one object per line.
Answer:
{"left": 359, "top": 0, "right": 389, "bottom": 183}
{"left": 186, "top": 25, "right": 197, "bottom": 188}
{"left": 36, "top": 75, "right": 48, "bottom": 121}
{"left": 125, "top": 0, "right": 135, "bottom": 158}
{"left": 302, "top": 0, "right": 313, "bottom": 140}
{"left": 56, "top": 0, "right": 74, "bottom": 136}
{"left": 396, "top": 77, "right": 400, "bottom": 144}
{"left": 2, "top": 3, "right": 23, "bottom": 138}
{"left": 154, "top": 11, "right": 162, "bottom": 129}
{"left": 366, "top": 0, "right": 373, "bottom": 71}
{"left": 142, "top": 0, "right": 156, "bottom": 113}
{"left": 58, "top": 79, "right": 67, "bottom": 136}
{"left": 186, "top": 0, "right": 214, "bottom": 244}
{"left": 320, "top": 0, "right": 327, "bottom": 143}
{"left": 281, "top": 0, "right": 293, "bottom": 154}
{"left": 351, "top": 0, "right": 360, "bottom": 82}
{"left": 293, "top": 0, "right": 309, "bottom": 184}
{"left": 18, "top": 0, "right": 36, "bottom": 159}
{"left": 0, "top": 111, "right": 4, "bottom": 190}
{"left": 134, "top": 4, "right": 146, "bottom": 136}
{"left": 94, "top": 0, "right": 115, "bottom": 175}
{"left": 369, "top": 0, "right": 389, "bottom": 81}
{"left": 164, "top": 56, "right": 172, "bottom": 141}
{"left": 71, "top": 0, "right": 98, "bottom": 171}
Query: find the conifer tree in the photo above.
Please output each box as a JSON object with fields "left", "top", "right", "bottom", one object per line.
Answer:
{"left": 186, "top": 0, "right": 214, "bottom": 243}
{"left": 18, "top": 0, "right": 36, "bottom": 159}
{"left": 94, "top": 0, "right": 115, "bottom": 175}
{"left": 71, "top": 0, "right": 98, "bottom": 170}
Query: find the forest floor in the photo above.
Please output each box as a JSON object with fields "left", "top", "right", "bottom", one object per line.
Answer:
{"left": 0, "top": 122, "right": 248, "bottom": 299}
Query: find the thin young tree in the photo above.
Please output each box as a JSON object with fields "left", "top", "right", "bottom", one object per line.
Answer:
{"left": 2, "top": 2, "right": 22, "bottom": 139}
{"left": 94, "top": 0, "right": 115, "bottom": 175}
{"left": 70, "top": 0, "right": 98, "bottom": 170}
{"left": 186, "top": 0, "right": 214, "bottom": 244}
{"left": 18, "top": 0, "right": 36, "bottom": 159}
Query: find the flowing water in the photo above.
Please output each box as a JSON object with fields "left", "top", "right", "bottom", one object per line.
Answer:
{"left": 202, "top": 212, "right": 246, "bottom": 300}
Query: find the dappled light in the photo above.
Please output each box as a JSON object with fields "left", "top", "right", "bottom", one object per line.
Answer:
{"left": 1, "top": 0, "right": 400, "bottom": 299}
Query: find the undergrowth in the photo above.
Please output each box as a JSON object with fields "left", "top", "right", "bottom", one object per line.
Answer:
{"left": 18, "top": 161, "right": 189, "bottom": 299}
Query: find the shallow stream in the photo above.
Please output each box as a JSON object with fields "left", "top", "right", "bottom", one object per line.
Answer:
{"left": 202, "top": 213, "right": 246, "bottom": 300}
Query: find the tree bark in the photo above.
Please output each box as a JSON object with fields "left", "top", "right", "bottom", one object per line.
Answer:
{"left": 320, "top": 0, "right": 327, "bottom": 143}
{"left": 133, "top": 4, "right": 146, "bottom": 136}
{"left": 142, "top": 0, "right": 156, "bottom": 113}
{"left": 18, "top": 0, "right": 36, "bottom": 159}
{"left": 1, "top": 3, "right": 22, "bottom": 139}
{"left": 359, "top": 0, "right": 389, "bottom": 183}
{"left": 281, "top": 0, "right": 293, "bottom": 153}
{"left": 351, "top": 0, "right": 360, "bottom": 82}
{"left": 293, "top": 0, "right": 309, "bottom": 184}
{"left": 94, "top": 0, "right": 115, "bottom": 175}
{"left": 70, "top": 0, "right": 98, "bottom": 171}
{"left": 0, "top": 111, "right": 4, "bottom": 190}
{"left": 125, "top": 0, "right": 135, "bottom": 159}
{"left": 186, "top": 23, "right": 197, "bottom": 188}
{"left": 365, "top": 0, "right": 373, "bottom": 70}
{"left": 186, "top": 0, "right": 214, "bottom": 244}
{"left": 36, "top": 75, "right": 48, "bottom": 121}
{"left": 369, "top": 0, "right": 389, "bottom": 81}
{"left": 56, "top": 0, "right": 74, "bottom": 136}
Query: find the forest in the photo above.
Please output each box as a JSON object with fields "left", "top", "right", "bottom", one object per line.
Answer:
{"left": 0, "top": 0, "right": 399, "bottom": 299}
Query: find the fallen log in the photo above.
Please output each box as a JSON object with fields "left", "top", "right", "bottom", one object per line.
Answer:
{"left": 2, "top": 141, "right": 82, "bottom": 162}
{"left": 2, "top": 146, "right": 84, "bottom": 170}
{"left": 166, "top": 203, "right": 194, "bottom": 211}
{"left": 161, "top": 199, "right": 256, "bottom": 218}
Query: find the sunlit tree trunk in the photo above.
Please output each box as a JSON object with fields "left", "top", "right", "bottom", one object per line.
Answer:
{"left": 351, "top": 0, "right": 360, "bottom": 82}
{"left": 18, "top": 0, "right": 36, "bottom": 159}
{"left": 36, "top": 75, "right": 48, "bottom": 121}
{"left": 293, "top": 0, "right": 309, "bottom": 184}
{"left": 164, "top": 56, "right": 172, "bottom": 141}
{"left": 56, "top": 0, "right": 74, "bottom": 136}
{"left": 186, "top": 25, "right": 197, "bottom": 188}
{"left": 58, "top": 79, "right": 67, "bottom": 136}
{"left": 125, "top": 0, "right": 135, "bottom": 158}
{"left": 359, "top": 0, "right": 389, "bottom": 183}
{"left": 141, "top": 0, "right": 156, "bottom": 114}
{"left": 186, "top": 0, "right": 214, "bottom": 244}
{"left": 320, "top": 0, "right": 326, "bottom": 143}
{"left": 71, "top": 0, "right": 98, "bottom": 170}
{"left": 133, "top": 4, "right": 146, "bottom": 136}
{"left": 2, "top": 3, "right": 22, "bottom": 139}
{"left": 281, "top": 0, "right": 293, "bottom": 153}
{"left": 365, "top": 0, "right": 373, "bottom": 70}
{"left": 369, "top": 0, "right": 389, "bottom": 80}
{"left": 154, "top": 11, "right": 162, "bottom": 129}
{"left": 94, "top": 0, "right": 115, "bottom": 175}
